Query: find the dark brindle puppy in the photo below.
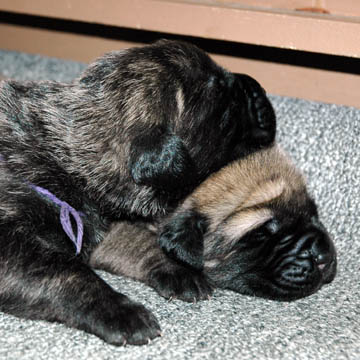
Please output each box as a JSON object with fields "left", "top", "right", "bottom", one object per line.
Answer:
{"left": 0, "top": 40, "right": 275, "bottom": 345}
{"left": 91, "top": 144, "right": 336, "bottom": 301}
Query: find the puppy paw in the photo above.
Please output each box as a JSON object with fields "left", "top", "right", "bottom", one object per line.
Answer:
{"left": 158, "top": 211, "right": 207, "bottom": 271}
{"left": 89, "top": 295, "right": 161, "bottom": 346}
{"left": 148, "top": 264, "right": 213, "bottom": 302}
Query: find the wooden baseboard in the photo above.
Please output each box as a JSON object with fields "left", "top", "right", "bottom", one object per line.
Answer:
{"left": 1, "top": 0, "right": 360, "bottom": 58}
{"left": 1, "top": 20, "right": 359, "bottom": 109}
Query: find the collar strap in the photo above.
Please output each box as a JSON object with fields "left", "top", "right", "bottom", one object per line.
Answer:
{"left": 29, "top": 184, "right": 84, "bottom": 255}
{"left": 0, "top": 154, "right": 83, "bottom": 254}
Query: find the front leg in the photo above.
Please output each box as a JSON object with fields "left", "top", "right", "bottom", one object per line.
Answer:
{"left": 0, "top": 187, "right": 160, "bottom": 346}
{"left": 0, "top": 235, "right": 161, "bottom": 345}
{"left": 89, "top": 221, "right": 213, "bottom": 302}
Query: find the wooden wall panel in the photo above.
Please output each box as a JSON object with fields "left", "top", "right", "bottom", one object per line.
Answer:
{"left": 0, "top": 22, "right": 359, "bottom": 108}
{"left": 0, "top": 0, "right": 359, "bottom": 57}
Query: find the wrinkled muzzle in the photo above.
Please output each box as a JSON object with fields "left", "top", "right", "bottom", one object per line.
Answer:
{"left": 268, "top": 223, "right": 337, "bottom": 299}
{"left": 204, "top": 217, "right": 337, "bottom": 301}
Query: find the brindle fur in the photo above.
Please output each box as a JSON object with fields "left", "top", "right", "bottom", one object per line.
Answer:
{"left": 0, "top": 40, "right": 276, "bottom": 345}
{"left": 90, "top": 144, "right": 336, "bottom": 301}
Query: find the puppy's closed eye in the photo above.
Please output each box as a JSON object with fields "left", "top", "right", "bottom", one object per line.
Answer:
{"left": 223, "top": 208, "right": 273, "bottom": 244}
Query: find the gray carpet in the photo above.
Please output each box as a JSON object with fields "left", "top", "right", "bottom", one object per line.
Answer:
{"left": 0, "top": 49, "right": 359, "bottom": 360}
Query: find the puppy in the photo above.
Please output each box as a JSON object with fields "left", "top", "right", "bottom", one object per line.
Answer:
{"left": 90, "top": 144, "right": 337, "bottom": 301}
{"left": 0, "top": 40, "right": 276, "bottom": 345}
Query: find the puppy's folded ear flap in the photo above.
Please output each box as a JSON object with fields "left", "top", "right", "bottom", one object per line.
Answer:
{"left": 235, "top": 74, "right": 276, "bottom": 150}
{"left": 158, "top": 211, "right": 207, "bottom": 271}
{"left": 129, "top": 126, "right": 194, "bottom": 190}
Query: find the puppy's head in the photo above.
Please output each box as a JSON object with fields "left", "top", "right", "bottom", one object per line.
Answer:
{"left": 160, "top": 145, "right": 337, "bottom": 301}
{"left": 76, "top": 40, "right": 276, "bottom": 217}
{"left": 171, "top": 60, "right": 277, "bottom": 180}
{"left": 126, "top": 39, "right": 276, "bottom": 184}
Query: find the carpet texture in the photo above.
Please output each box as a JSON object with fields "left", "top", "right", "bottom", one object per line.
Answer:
{"left": 0, "top": 49, "right": 359, "bottom": 360}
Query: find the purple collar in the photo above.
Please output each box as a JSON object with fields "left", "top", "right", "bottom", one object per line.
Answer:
{"left": 0, "top": 155, "right": 83, "bottom": 254}
{"left": 29, "top": 184, "right": 84, "bottom": 255}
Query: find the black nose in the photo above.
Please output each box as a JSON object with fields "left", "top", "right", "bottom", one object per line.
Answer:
{"left": 234, "top": 74, "right": 276, "bottom": 149}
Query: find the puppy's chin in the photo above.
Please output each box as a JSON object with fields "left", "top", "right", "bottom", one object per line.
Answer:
{"left": 204, "top": 217, "right": 337, "bottom": 301}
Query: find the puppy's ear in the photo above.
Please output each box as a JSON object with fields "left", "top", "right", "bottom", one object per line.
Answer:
{"left": 129, "top": 126, "right": 194, "bottom": 190}
{"left": 158, "top": 211, "right": 207, "bottom": 271}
